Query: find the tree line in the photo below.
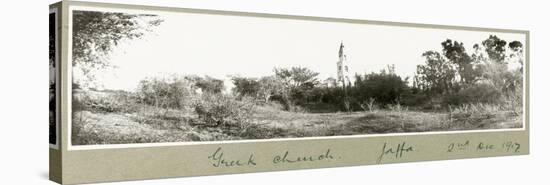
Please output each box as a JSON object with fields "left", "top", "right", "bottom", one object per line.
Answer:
{"left": 123, "top": 35, "right": 524, "bottom": 113}
{"left": 70, "top": 11, "right": 523, "bottom": 113}
{"left": 228, "top": 35, "right": 523, "bottom": 112}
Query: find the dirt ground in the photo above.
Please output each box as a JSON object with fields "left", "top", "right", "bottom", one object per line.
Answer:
{"left": 71, "top": 104, "right": 522, "bottom": 145}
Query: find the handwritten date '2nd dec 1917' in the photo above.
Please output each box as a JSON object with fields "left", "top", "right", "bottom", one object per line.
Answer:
{"left": 447, "top": 140, "right": 521, "bottom": 153}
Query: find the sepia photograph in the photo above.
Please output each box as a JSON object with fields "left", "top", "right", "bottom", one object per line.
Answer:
{"left": 49, "top": 8, "right": 58, "bottom": 146}
{"left": 70, "top": 8, "right": 525, "bottom": 146}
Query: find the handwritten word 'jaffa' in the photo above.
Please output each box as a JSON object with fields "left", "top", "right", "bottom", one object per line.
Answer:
{"left": 377, "top": 142, "right": 414, "bottom": 164}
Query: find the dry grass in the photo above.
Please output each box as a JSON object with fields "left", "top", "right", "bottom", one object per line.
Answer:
{"left": 72, "top": 91, "right": 523, "bottom": 145}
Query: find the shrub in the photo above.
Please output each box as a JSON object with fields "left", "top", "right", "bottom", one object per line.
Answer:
{"left": 388, "top": 103, "right": 408, "bottom": 112}
{"left": 502, "top": 85, "right": 523, "bottom": 115}
{"left": 451, "top": 103, "right": 501, "bottom": 115}
{"left": 73, "top": 90, "right": 140, "bottom": 113}
{"left": 192, "top": 93, "right": 256, "bottom": 135}
{"left": 352, "top": 71, "right": 409, "bottom": 106}
{"left": 136, "top": 76, "right": 196, "bottom": 109}
{"left": 231, "top": 76, "right": 261, "bottom": 98}
{"left": 444, "top": 83, "right": 501, "bottom": 105}
{"left": 189, "top": 75, "right": 225, "bottom": 94}
{"left": 113, "top": 91, "right": 142, "bottom": 113}
{"left": 359, "top": 97, "right": 377, "bottom": 113}
{"left": 71, "top": 111, "right": 102, "bottom": 145}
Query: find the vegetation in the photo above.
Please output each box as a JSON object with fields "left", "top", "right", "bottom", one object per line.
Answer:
{"left": 71, "top": 16, "right": 524, "bottom": 145}
{"left": 72, "top": 10, "right": 163, "bottom": 87}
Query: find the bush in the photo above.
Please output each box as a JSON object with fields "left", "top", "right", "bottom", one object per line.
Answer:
{"left": 444, "top": 83, "right": 501, "bottom": 105}
{"left": 189, "top": 75, "right": 225, "bottom": 94}
{"left": 451, "top": 103, "right": 501, "bottom": 115}
{"left": 231, "top": 76, "right": 261, "bottom": 98}
{"left": 400, "top": 92, "right": 430, "bottom": 108}
{"left": 352, "top": 71, "right": 409, "bottom": 106}
{"left": 73, "top": 90, "right": 139, "bottom": 113}
{"left": 192, "top": 93, "right": 256, "bottom": 135}
{"left": 136, "top": 76, "right": 196, "bottom": 109}
{"left": 502, "top": 85, "right": 523, "bottom": 115}
{"left": 359, "top": 98, "right": 378, "bottom": 113}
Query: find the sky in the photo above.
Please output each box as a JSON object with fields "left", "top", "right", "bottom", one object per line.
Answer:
{"left": 71, "top": 6, "right": 526, "bottom": 92}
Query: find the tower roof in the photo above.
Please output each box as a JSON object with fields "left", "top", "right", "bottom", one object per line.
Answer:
{"left": 339, "top": 42, "right": 345, "bottom": 58}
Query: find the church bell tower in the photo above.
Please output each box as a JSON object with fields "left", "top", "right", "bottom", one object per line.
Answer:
{"left": 337, "top": 42, "right": 350, "bottom": 87}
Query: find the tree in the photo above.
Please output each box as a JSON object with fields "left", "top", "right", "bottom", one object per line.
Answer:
{"left": 481, "top": 35, "right": 508, "bottom": 63}
{"left": 274, "top": 67, "right": 320, "bottom": 89}
{"left": 475, "top": 36, "right": 523, "bottom": 93}
{"left": 72, "top": 10, "right": 163, "bottom": 85}
{"left": 414, "top": 35, "right": 524, "bottom": 108}
{"left": 509, "top": 41, "right": 524, "bottom": 72}
{"left": 258, "top": 76, "right": 284, "bottom": 103}
{"left": 416, "top": 51, "right": 457, "bottom": 95}
{"left": 353, "top": 69, "right": 409, "bottom": 105}
{"left": 136, "top": 76, "right": 195, "bottom": 109}
{"left": 190, "top": 76, "right": 225, "bottom": 94}
{"left": 231, "top": 76, "right": 284, "bottom": 103}
{"left": 231, "top": 76, "right": 261, "bottom": 98}
{"left": 273, "top": 67, "right": 320, "bottom": 109}
{"left": 441, "top": 39, "right": 481, "bottom": 85}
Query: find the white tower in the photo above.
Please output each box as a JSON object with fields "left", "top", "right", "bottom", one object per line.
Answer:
{"left": 337, "top": 42, "right": 351, "bottom": 87}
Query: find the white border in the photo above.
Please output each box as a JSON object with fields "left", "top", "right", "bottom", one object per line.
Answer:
{"left": 49, "top": 7, "right": 59, "bottom": 150}
{"left": 66, "top": 5, "right": 527, "bottom": 151}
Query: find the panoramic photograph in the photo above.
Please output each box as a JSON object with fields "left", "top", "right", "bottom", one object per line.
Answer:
{"left": 70, "top": 9, "right": 525, "bottom": 145}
